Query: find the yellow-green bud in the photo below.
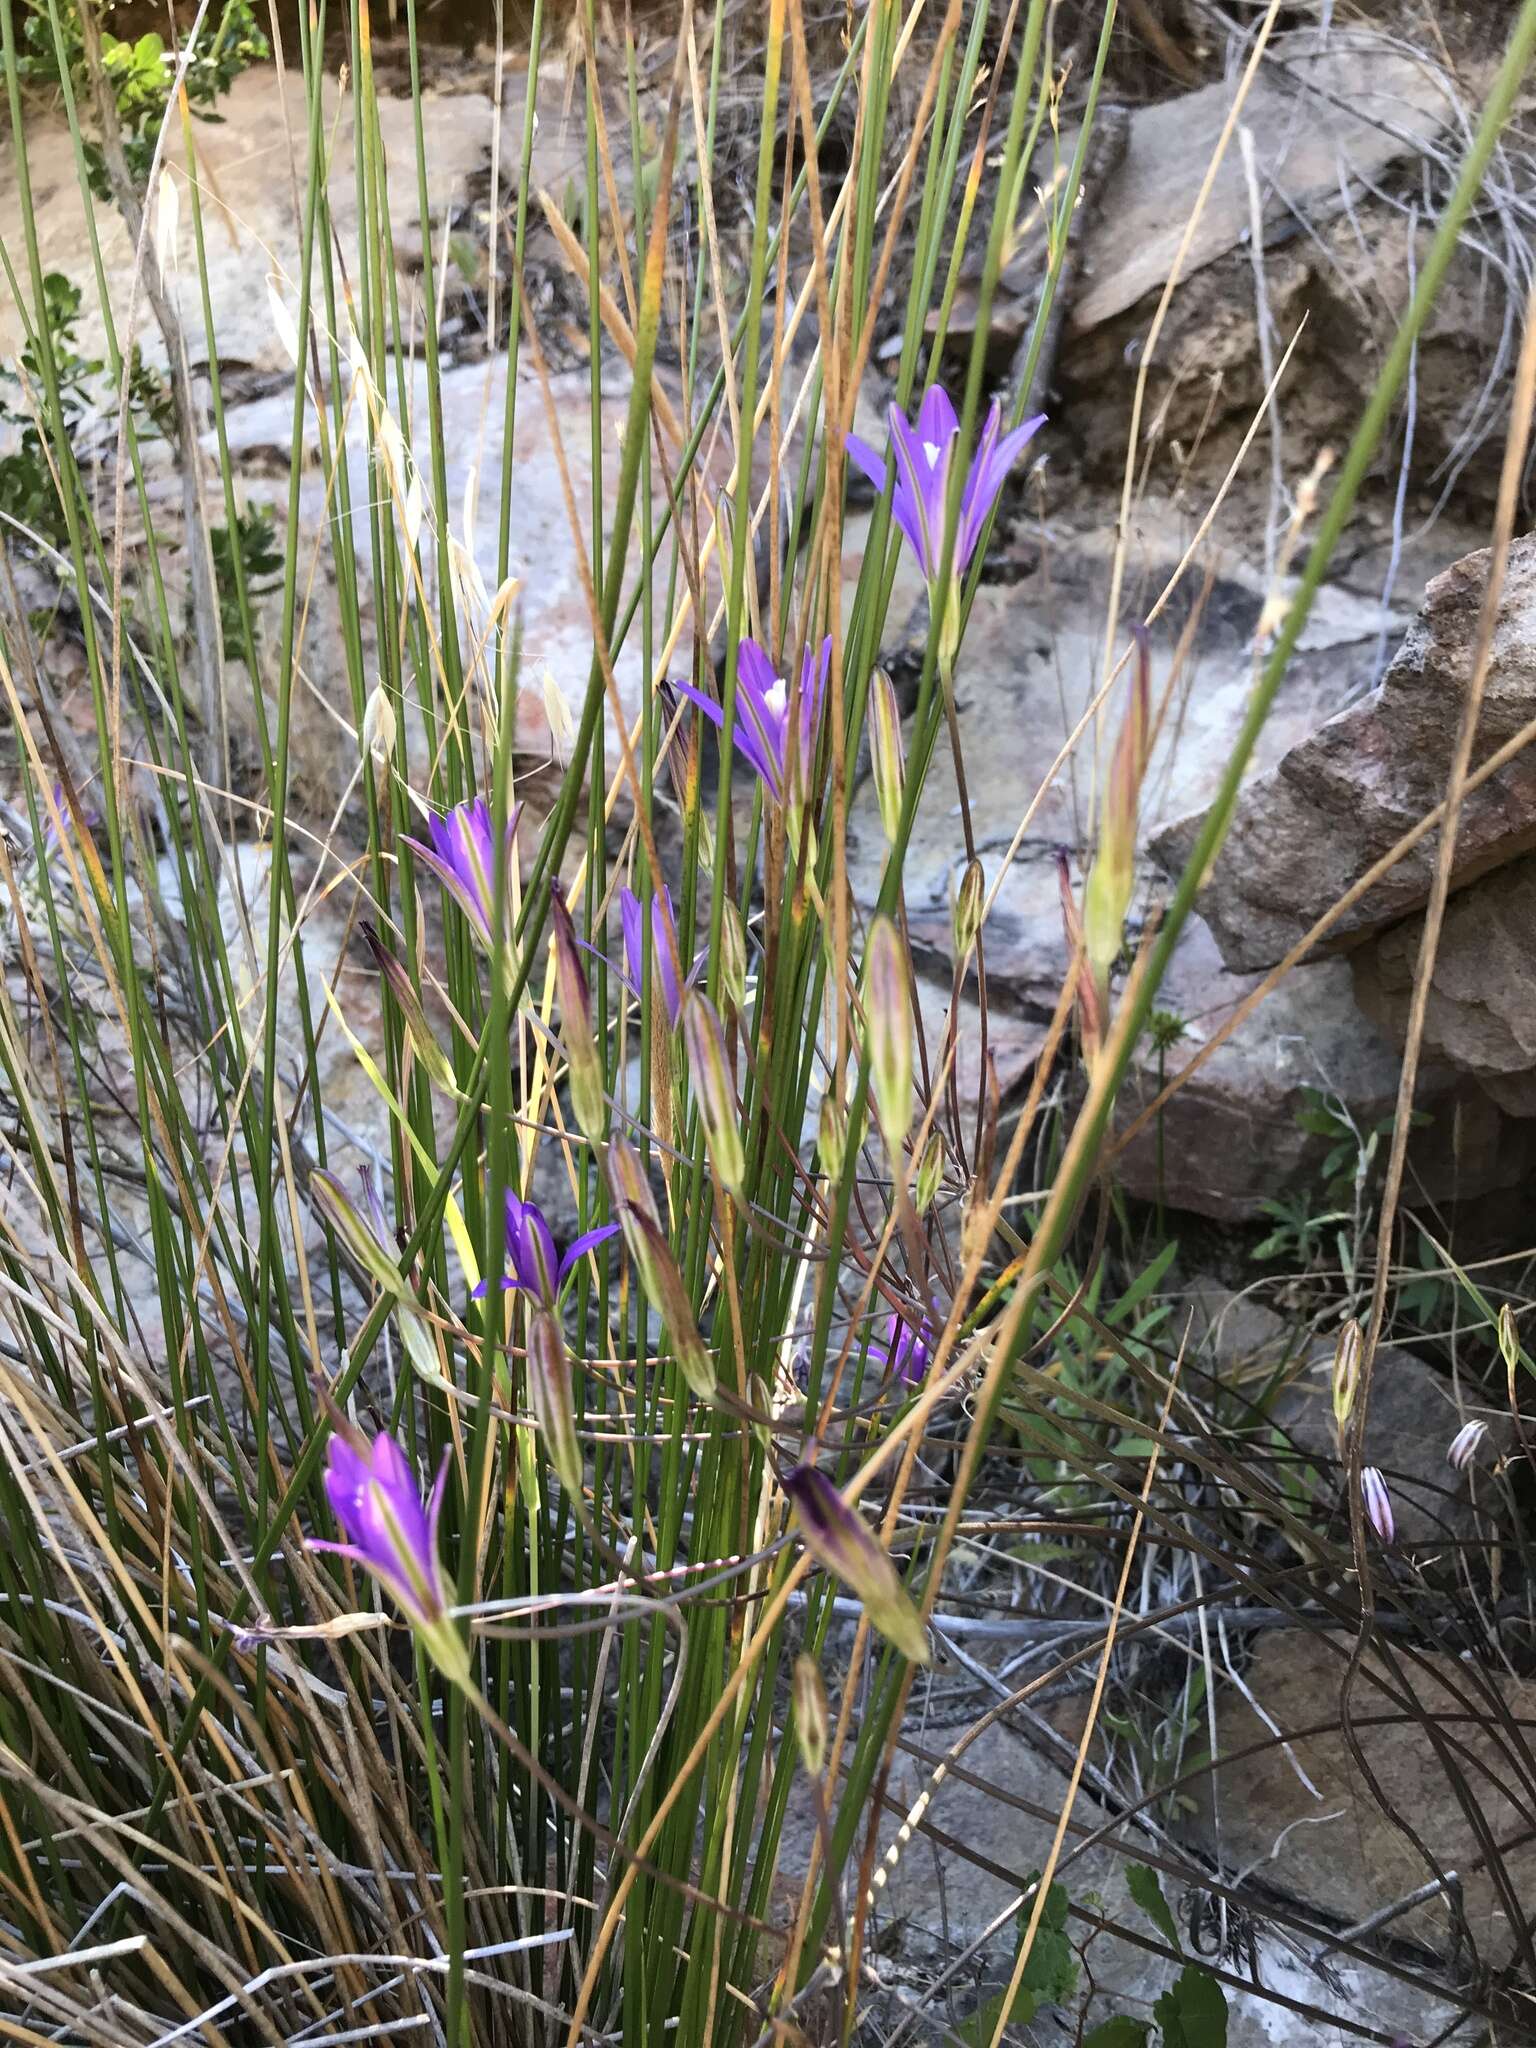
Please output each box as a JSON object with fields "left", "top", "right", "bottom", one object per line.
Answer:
{"left": 792, "top": 1654, "right": 829, "bottom": 1779}
{"left": 528, "top": 1308, "right": 582, "bottom": 1500}
{"left": 869, "top": 667, "right": 906, "bottom": 847}
{"left": 952, "top": 857, "right": 985, "bottom": 961}
{"left": 863, "top": 915, "right": 913, "bottom": 1152}
{"left": 681, "top": 991, "right": 746, "bottom": 1197}
{"left": 914, "top": 1131, "right": 945, "bottom": 1216}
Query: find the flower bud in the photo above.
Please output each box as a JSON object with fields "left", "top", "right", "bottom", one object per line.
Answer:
{"left": 1360, "top": 1465, "right": 1394, "bottom": 1545}
{"left": 528, "top": 1309, "right": 582, "bottom": 1499}
{"left": 1331, "top": 1319, "right": 1362, "bottom": 1443}
{"left": 606, "top": 1138, "right": 715, "bottom": 1400}
{"left": 863, "top": 916, "right": 913, "bottom": 1151}
{"left": 818, "top": 1094, "right": 847, "bottom": 1180}
{"left": 312, "top": 1169, "right": 408, "bottom": 1298}
{"left": 868, "top": 667, "right": 906, "bottom": 847}
{"left": 364, "top": 925, "right": 456, "bottom": 1090}
{"left": 550, "top": 884, "right": 607, "bottom": 1144}
{"left": 914, "top": 1131, "right": 944, "bottom": 1216}
{"left": 681, "top": 991, "right": 746, "bottom": 1197}
{"left": 792, "top": 1654, "right": 829, "bottom": 1779}
{"left": 1447, "top": 1418, "right": 1488, "bottom": 1472}
{"left": 937, "top": 577, "right": 963, "bottom": 677}
{"left": 782, "top": 1464, "right": 929, "bottom": 1664}
{"left": 1082, "top": 630, "right": 1151, "bottom": 999}
{"left": 719, "top": 897, "right": 748, "bottom": 1017}
{"left": 363, "top": 682, "right": 396, "bottom": 766}
{"left": 952, "top": 857, "right": 984, "bottom": 961}
{"left": 1498, "top": 1303, "right": 1520, "bottom": 1403}
{"left": 1057, "top": 848, "right": 1101, "bottom": 1068}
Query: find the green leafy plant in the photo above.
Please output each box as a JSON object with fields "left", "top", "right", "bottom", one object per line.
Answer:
{"left": 211, "top": 500, "right": 282, "bottom": 658}
{"left": 18, "top": 0, "right": 268, "bottom": 199}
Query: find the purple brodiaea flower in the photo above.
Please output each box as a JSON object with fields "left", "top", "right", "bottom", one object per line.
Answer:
{"left": 402, "top": 797, "right": 520, "bottom": 955}
{"left": 471, "top": 1190, "right": 618, "bottom": 1307}
{"left": 676, "top": 636, "right": 831, "bottom": 808}
{"left": 312, "top": 1427, "right": 451, "bottom": 1629}
{"left": 619, "top": 886, "right": 701, "bottom": 1029}
{"left": 846, "top": 384, "right": 1044, "bottom": 585}
{"left": 1447, "top": 1419, "right": 1488, "bottom": 1472}
{"left": 1361, "top": 1466, "right": 1395, "bottom": 1544}
{"left": 869, "top": 1311, "right": 934, "bottom": 1388}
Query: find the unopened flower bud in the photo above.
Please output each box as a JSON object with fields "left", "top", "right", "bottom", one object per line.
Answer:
{"left": 364, "top": 924, "right": 456, "bottom": 1090}
{"left": 551, "top": 884, "right": 607, "bottom": 1144}
{"left": 313, "top": 1169, "right": 408, "bottom": 1298}
{"left": 783, "top": 1464, "right": 928, "bottom": 1665}
{"left": 952, "top": 857, "right": 984, "bottom": 961}
{"left": 363, "top": 682, "right": 396, "bottom": 766}
{"left": 1057, "top": 848, "right": 1101, "bottom": 1068}
{"left": 1447, "top": 1419, "right": 1488, "bottom": 1473}
{"left": 863, "top": 915, "right": 912, "bottom": 1151}
{"left": 606, "top": 1138, "right": 715, "bottom": 1400}
{"left": 1498, "top": 1303, "right": 1520, "bottom": 1404}
{"left": 681, "top": 991, "right": 746, "bottom": 1197}
{"left": 792, "top": 1654, "right": 829, "bottom": 1779}
{"left": 719, "top": 897, "right": 748, "bottom": 1016}
{"left": 818, "top": 1094, "right": 847, "bottom": 1180}
{"left": 1360, "top": 1466, "right": 1394, "bottom": 1545}
{"left": 1082, "top": 630, "right": 1151, "bottom": 997}
{"left": 869, "top": 667, "right": 906, "bottom": 847}
{"left": 1331, "top": 1319, "right": 1362, "bottom": 1442}
{"left": 528, "top": 1309, "right": 582, "bottom": 1499}
{"left": 914, "top": 1131, "right": 944, "bottom": 1216}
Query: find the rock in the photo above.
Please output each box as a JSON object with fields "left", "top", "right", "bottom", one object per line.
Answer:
{"left": 1105, "top": 916, "right": 1532, "bottom": 1224}
{"left": 775, "top": 1719, "right": 1470, "bottom": 2043}
{"left": 851, "top": 541, "right": 1385, "bottom": 1014}
{"left": 0, "top": 66, "right": 498, "bottom": 380}
{"left": 1352, "top": 855, "right": 1536, "bottom": 1118}
{"left": 1152, "top": 537, "right": 1536, "bottom": 975}
{"left": 211, "top": 354, "right": 678, "bottom": 810}
{"left": 1065, "top": 28, "right": 1456, "bottom": 336}
{"left": 1187, "top": 1631, "right": 1536, "bottom": 1966}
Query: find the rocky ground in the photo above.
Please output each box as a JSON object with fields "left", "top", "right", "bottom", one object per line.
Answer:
{"left": 5, "top": 4, "right": 1536, "bottom": 2042}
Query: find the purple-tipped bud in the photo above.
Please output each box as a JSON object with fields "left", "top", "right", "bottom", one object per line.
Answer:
{"left": 1447, "top": 1419, "right": 1488, "bottom": 1472}
{"left": 1361, "top": 1466, "right": 1395, "bottom": 1545}
{"left": 1331, "top": 1319, "right": 1362, "bottom": 1442}
{"left": 863, "top": 916, "right": 913, "bottom": 1151}
{"left": 870, "top": 1311, "right": 935, "bottom": 1389}
{"left": 783, "top": 1464, "right": 929, "bottom": 1664}
{"left": 914, "top": 1132, "right": 944, "bottom": 1216}
{"left": 311, "top": 1424, "right": 469, "bottom": 1687}
{"left": 550, "top": 884, "right": 607, "bottom": 1143}
{"left": 681, "top": 991, "right": 746, "bottom": 1196}
{"left": 792, "top": 1654, "right": 829, "bottom": 1779}
{"left": 528, "top": 1309, "right": 582, "bottom": 1498}
{"left": 364, "top": 925, "right": 456, "bottom": 1090}
{"left": 952, "top": 857, "right": 985, "bottom": 962}
{"left": 606, "top": 1137, "right": 715, "bottom": 1399}
{"left": 869, "top": 667, "right": 906, "bottom": 847}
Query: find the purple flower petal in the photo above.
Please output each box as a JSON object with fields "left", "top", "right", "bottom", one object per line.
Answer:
{"left": 557, "top": 1221, "right": 621, "bottom": 1285}
{"left": 844, "top": 431, "right": 892, "bottom": 494}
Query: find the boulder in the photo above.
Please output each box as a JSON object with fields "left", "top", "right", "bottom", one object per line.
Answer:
{"left": 1353, "top": 854, "right": 1536, "bottom": 1118}
{"left": 1187, "top": 1631, "right": 1536, "bottom": 1967}
{"left": 1152, "top": 537, "right": 1536, "bottom": 974}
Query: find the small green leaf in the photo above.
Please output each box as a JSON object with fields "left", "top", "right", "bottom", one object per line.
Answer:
{"left": 1126, "top": 1863, "right": 1180, "bottom": 1953}
{"left": 1153, "top": 1964, "right": 1227, "bottom": 2048}
{"left": 1084, "top": 2020, "right": 1150, "bottom": 2048}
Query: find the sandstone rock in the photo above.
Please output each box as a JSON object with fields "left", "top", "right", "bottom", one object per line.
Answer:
{"left": 1152, "top": 537, "right": 1536, "bottom": 975}
{"left": 1353, "top": 855, "right": 1536, "bottom": 1118}
{"left": 1188, "top": 1631, "right": 1536, "bottom": 1966}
